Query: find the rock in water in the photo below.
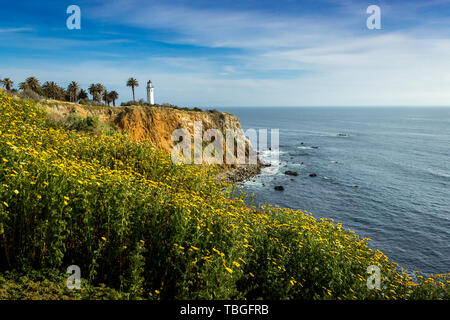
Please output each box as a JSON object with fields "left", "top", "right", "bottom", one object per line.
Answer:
{"left": 309, "top": 173, "right": 317, "bottom": 177}
{"left": 284, "top": 170, "right": 299, "bottom": 176}
{"left": 274, "top": 186, "right": 284, "bottom": 191}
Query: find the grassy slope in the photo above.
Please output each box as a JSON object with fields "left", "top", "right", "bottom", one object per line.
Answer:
{"left": 0, "top": 90, "right": 448, "bottom": 300}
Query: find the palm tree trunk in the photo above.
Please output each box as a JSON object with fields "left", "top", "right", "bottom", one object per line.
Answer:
{"left": 132, "top": 86, "right": 135, "bottom": 102}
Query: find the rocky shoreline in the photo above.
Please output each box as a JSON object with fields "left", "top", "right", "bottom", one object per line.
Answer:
{"left": 217, "top": 161, "right": 262, "bottom": 183}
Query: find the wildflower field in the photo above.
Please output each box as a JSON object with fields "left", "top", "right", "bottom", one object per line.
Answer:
{"left": 0, "top": 89, "right": 448, "bottom": 300}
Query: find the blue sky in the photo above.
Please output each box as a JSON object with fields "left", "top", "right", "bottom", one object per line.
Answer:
{"left": 1, "top": 0, "right": 450, "bottom": 106}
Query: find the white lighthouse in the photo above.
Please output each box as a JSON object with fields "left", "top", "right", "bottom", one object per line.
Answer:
{"left": 146, "top": 80, "right": 154, "bottom": 105}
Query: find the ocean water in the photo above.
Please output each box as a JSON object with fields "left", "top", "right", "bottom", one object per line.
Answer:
{"left": 218, "top": 107, "right": 450, "bottom": 275}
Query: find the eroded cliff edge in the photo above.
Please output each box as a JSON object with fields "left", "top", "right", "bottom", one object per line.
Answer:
{"left": 41, "top": 101, "right": 261, "bottom": 182}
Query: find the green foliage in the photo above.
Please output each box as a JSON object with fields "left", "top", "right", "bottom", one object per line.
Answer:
{"left": 78, "top": 89, "right": 89, "bottom": 101}
{"left": 2, "top": 76, "right": 119, "bottom": 106}
{"left": 78, "top": 98, "right": 104, "bottom": 106}
{"left": 42, "top": 81, "right": 66, "bottom": 100}
{"left": 126, "top": 78, "right": 139, "bottom": 102}
{"left": 1, "top": 78, "right": 14, "bottom": 91}
{"left": 19, "top": 89, "right": 43, "bottom": 102}
{"left": 45, "top": 109, "right": 117, "bottom": 136}
{"left": 127, "top": 242, "right": 146, "bottom": 299}
{"left": 0, "top": 90, "right": 448, "bottom": 300}
{"left": 60, "top": 113, "right": 100, "bottom": 132}
{"left": 120, "top": 99, "right": 151, "bottom": 107}
{"left": 0, "top": 269, "right": 126, "bottom": 300}
{"left": 119, "top": 100, "right": 203, "bottom": 112}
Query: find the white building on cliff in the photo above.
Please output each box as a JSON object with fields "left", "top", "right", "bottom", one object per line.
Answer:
{"left": 146, "top": 80, "right": 154, "bottom": 105}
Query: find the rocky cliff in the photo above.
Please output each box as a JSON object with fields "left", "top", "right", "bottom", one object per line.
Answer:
{"left": 41, "top": 100, "right": 261, "bottom": 182}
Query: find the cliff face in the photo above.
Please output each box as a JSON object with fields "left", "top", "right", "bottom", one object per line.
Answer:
{"left": 41, "top": 101, "right": 261, "bottom": 181}
{"left": 115, "top": 106, "right": 245, "bottom": 153}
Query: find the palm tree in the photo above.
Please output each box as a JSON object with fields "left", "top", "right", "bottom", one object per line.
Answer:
{"left": 88, "top": 84, "right": 97, "bottom": 101}
{"left": 1, "top": 78, "right": 14, "bottom": 91}
{"left": 67, "top": 81, "right": 80, "bottom": 102}
{"left": 56, "top": 86, "right": 66, "bottom": 101}
{"left": 126, "top": 78, "right": 139, "bottom": 102}
{"left": 88, "top": 83, "right": 105, "bottom": 102}
{"left": 102, "top": 90, "right": 112, "bottom": 106}
{"left": 95, "top": 84, "right": 105, "bottom": 103}
{"left": 108, "top": 91, "right": 119, "bottom": 107}
{"left": 42, "top": 81, "right": 60, "bottom": 100}
{"left": 19, "top": 82, "right": 29, "bottom": 91}
{"left": 78, "top": 89, "right": 88, "bottom": 101}
{"left": 25, "top": 77, "right": 41, "bottom": 93}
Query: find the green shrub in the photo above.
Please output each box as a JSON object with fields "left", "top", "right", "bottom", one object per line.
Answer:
{"left": 0, "top": 269, "right": 126, "bottom": 300}
{"left": 121, "top": 99, "right": 151, "bottom": 107}
{"left": 60, "top": 113, "right": 99, "bottom": 132}
{"left": 79, "top": 98, "right": 104, "bottom": 106}
{"left": 19, "top": 89, "right": 43, "bottom": 102}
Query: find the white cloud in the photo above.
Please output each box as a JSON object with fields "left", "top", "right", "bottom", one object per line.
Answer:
{"left": 4, "top": 50, "right": 450, "bottom": 107}
{"left": 92, "top": 0, "right": 347, "bottom": 49}
{"left": 0, "top": 27, "right": 33, "bottom": 33}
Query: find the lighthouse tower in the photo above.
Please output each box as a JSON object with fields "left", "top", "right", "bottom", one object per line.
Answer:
{"left": 146, "top": 80, "right": 154, "bottom": 105}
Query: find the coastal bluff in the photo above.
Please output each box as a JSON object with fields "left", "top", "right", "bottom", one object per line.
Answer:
{"left": 40, "top": 100, "right": 261, "bottom": 182}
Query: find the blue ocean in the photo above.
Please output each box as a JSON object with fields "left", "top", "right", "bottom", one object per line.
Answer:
{"left": 218, "top": 107, "right": 450, "bottom": 275}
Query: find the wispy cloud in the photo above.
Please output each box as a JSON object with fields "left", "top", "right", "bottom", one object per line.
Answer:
{"left": 92, "top": 0, "right": 351, "bottom": 49}
{"left": 0, "top": 27, "right": 33, "bottom": 33}
{"left": 0, "top": 33, "right": 131, "bottom": 51}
